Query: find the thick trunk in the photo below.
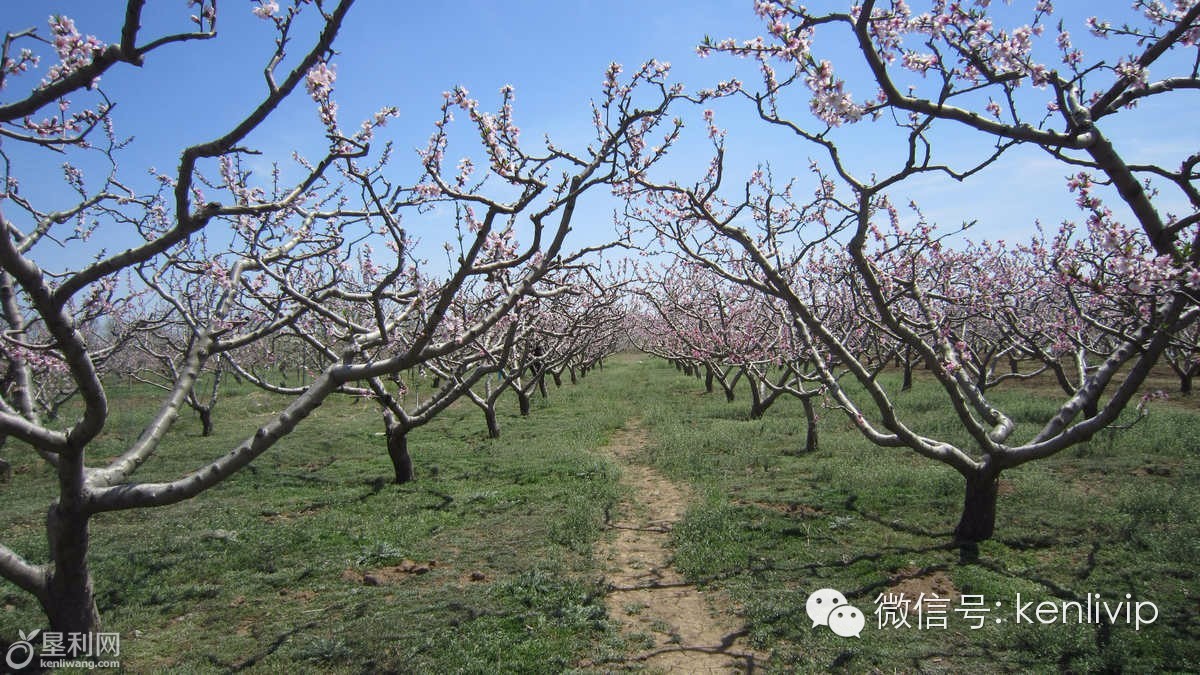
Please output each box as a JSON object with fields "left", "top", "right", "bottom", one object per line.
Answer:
{"left": 1083, "top": 399, "right": 1099, "bottom": 419}
{"left": 485, "top": 406, "right": 500, "bottom": 439}
{"left": 44, "top": 504, "right": 101, "bottom": 635}
{"left": 901, "top": 354, "right": 913, "bottom": 392}
{"left": 568, "top": 367, "right": 577, "bottom": 385}
{"left": 387, "top": 425, "right": 414, "bottom": 484}
{"left": 537, "top": 373, "right": 548, "bottom": 398}
{"left": 748, "top": 384, "right": 768, "bottom": 420}
{"left": 198, "top": 407, "right": 214, "bottom": 437}
{"left": 801, "top": 396, "right": 819, "bottom": 453}
{"left": 517, "top": 389, "right": 531, "bottom": 417}
{"left": 1181, "top": 372, "right": 1193, "bottom": 396}
{"left": 704, "top": 366, "right": 714, "bottom": 393}
{"left": 953, "top": 468, "right": 1000, "bottom": 545}
{"left": 551, "top": 371, "right": 562, "bottom": 388}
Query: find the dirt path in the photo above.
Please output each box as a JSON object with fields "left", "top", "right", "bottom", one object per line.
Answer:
{"left": 594, "top": 421, "right": 763, "bottom": 673}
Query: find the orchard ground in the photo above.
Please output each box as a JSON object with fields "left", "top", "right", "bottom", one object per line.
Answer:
{"left": 1, "top": 354, "right": 1198, "bottom": 673}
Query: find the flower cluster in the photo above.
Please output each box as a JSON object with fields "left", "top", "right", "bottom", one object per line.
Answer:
{"left": 42, "top": 15, "right": 106, "bottom": 87}
{"left": 806, "top": 60, "right": 863, "bottom": 126}
{"left": 305, "top": 60, "right": 338, "bottom": 130}
{"left": 1, "top": 48, "right": 39, "bottom": 90}
{"left": 252, "top": 0, "right": 280, "bottom": 20}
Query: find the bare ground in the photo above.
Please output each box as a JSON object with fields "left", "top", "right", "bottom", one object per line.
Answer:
{"left": 593, "top": 421, "right": 764, "bottom": 673}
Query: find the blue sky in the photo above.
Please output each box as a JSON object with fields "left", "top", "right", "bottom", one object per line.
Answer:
{"left": 3, "top": 1, "right": 1196, "bottom": 270}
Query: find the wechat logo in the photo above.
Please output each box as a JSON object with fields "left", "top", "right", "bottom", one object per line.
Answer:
{"left": 806, "top": 588, "right": 865, "bottom": 638}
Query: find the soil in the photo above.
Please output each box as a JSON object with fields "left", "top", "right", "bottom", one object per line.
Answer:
{"left": 885, "top": 567, "right": 960, "bottom": 604}
{"left": 594, "top": 421, "right": 764, "bottom": 673}
{"left": 342, "top": 559, "right": 437, "bottom": 586}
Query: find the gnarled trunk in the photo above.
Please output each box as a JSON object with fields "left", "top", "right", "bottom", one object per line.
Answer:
{"left": 1083, "top": 399, "right": 1099, "bottom": 419}
{"left": 198, "top": 407, "right": 214, "bottom": 437}
{"left": 748, "top": 382, "right": 769, "bottom": 420}
{"left": 801, "top": 396, "right": 819, "bottom": 452}
{"left": 718, "top": 371, "right": 737, "bottom": 402}
{"left": 43, "top": 503, "right": 100, "bottom": 635}
{"left": 953, "top": 467, "right": 999, "bottom": 545}
{"left": 386, "top": 424, "right": 414, "bottom": 484}
{"left": 517, "top": 389, "right": 531, "bottom": 417}
{"left": 485, "top": 405, "right": 500, "bottom": 439}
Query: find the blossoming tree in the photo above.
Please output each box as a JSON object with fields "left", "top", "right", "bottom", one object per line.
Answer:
{"left": 0, "top": 0, "right": 688, "bottom": 634}
{"left": 632, "top": 0, "right": 1200, "bottom": 544}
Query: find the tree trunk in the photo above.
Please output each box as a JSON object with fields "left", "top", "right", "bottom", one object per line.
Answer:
{"left": 537, "top": 373, "right": 548, "bottom": 398}
{"left": 0, "top": 457, "right": 10, "bottom": 483}
{"left": 748, "top": 384, "right": 768, "bottom": 420}
{"left": 517, "top": 389, "right": 531, "bottom": 417}
{"left": 802, "top": 396, "right": 819, "bottom": 452}
{"left": 44, "top": 503, "right": 101, "bottom": 635}
{"left": 552, "top": 371, "right": 562, "bottom": 388}
{"left": 198, "top": 407, "right": 214, "bottom": 437}
{"left": 704, "top": 366, "right": 714, "bottom": 394}
{"left": 568, "top": 367, "right": 577, "bottom": 385}
{"left": 953, "top": 468, "right": 999, "bottom": 544}
{"left": 722, "top": 381, "right": 736, "bottom": 403}
{"left": 1083, "top": 399, "right": 1099, "bottom": 419}
{"left": 1180, "top": 372, "right": 1192, "bottom": 396}
{"left": 485, "top": 406, "right": 500, "bottom": 439}
{"left": 387, "top": 425, "right": 414, "bottom": 484}
{"left": 902, "top": 346, "right": 914, "bottom": 392}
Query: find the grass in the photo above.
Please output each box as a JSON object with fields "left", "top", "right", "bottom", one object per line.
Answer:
{"left": 1, "top": 354, "right": 1198, "bottom": 672}
{"left": 0, "top": 368, "right": 634, "bottom": 673}
{"left": 640, "top": 358, "right": 1200, "bottom": 673}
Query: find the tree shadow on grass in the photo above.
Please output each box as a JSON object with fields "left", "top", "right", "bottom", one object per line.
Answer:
{"left": 204, "top": 619, "right": 322, "bottom": 672}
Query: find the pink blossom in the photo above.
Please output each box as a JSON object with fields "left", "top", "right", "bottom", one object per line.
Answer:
{"left": 252, "top": 1, "right": 279, "bottom": 19}
{"left": 305, "top": 61, "right": 336, "bottom": 98}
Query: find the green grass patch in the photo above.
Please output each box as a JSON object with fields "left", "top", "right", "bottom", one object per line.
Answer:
{"left": 639, "top": 358, "right": 1200, "bottom": 673}
{"left": 0, "top": 366, "right": 632, "bottom": 673}
{"left": 1, "top": 356, "right": 1197, "bottom": 672}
